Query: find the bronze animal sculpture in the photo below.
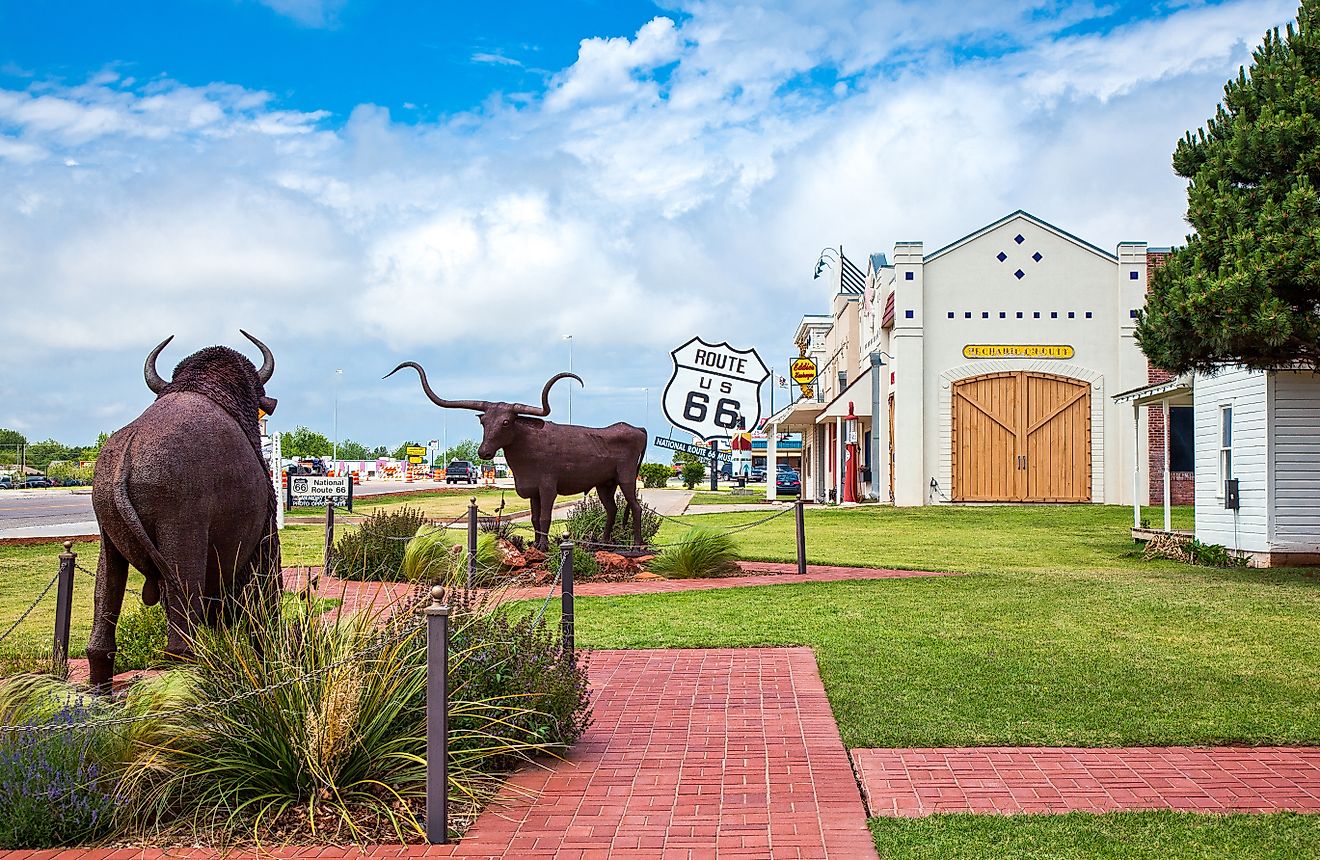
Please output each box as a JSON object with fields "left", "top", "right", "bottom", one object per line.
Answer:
{"left": 88, "top": 331, "right": 281, "bottom": 691}
{"left": 387, "top": 362, "right": 648, "bottom": 551}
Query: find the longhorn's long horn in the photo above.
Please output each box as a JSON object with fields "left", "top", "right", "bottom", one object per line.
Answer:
{"left": 144, "top": 335, "right": 175, "bottom": 394}
{"left": 384, "top": 362, "right": 492, "bottom": 411}
{"left": 512, "top": 372, "right": 584, "bottom": 416}
{"left": 240, "top": 330, "right": 275, "bottom": 383}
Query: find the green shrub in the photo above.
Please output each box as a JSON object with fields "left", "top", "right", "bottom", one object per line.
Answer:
{"left": 331, "top": 506, "right": 429, "bottom": 581}
{"left": 114, "top": 604, "right": 167, "bottom": 673}
{"left": 563, "top": 491, "right": 660, "bottom": 548}
{"left": 680, "top": 462, "right": 706, "bottom": 489}
{"left": 638, "top": 463, "right": 672, "bottom": 489}
{"left": 548, "top": 544, "right": 600, "bottom": 579}
{"left": 449, "top": 609, "right": 590, "bottom": 765}
{"left": 647, "top": 527, "right": 741, "bottom": 579}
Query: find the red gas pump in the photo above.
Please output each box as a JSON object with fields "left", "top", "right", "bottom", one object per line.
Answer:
{"left": 843, "top": 401, "right": 859, "bottom": 503}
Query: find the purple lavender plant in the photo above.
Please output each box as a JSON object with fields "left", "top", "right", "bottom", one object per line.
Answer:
{"left": 0, "top": 698, "right": 120, "bottom": 849}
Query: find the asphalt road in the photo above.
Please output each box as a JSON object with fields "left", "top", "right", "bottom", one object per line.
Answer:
{"left": 0, "top": 479, "right": 473, "bottom": 538}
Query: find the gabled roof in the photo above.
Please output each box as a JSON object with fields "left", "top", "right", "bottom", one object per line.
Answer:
{"left": 924, "top": 210, "right": 1119, "bottom": 264}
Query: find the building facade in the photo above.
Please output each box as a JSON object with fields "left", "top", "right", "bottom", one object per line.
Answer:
{"left": 771, "top": 211, "right": 1154, "bottom": 507}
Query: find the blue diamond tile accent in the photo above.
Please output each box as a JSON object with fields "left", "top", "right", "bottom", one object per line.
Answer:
{"left": 906, "top": 271, "right": 914, "bottom": 280}
{"left": 1068, "top": 311, "right": 1075, "bottom": 319}
{"left": 1086, "top": 311, "right": 1093, "bottom": 319}
{"left": 1014, "top": 269, "right": 1025, "bottom": 279}
{"left": 1032, "top": 251, "right": 1043, "bottom": 262}
{"left": 1034, "top": 312, "right": 1041, "bottom": 319}
{"left": 1014, "top": 234, "right": 1025, "bottom": 244}
{"left": 982, "top": 312, "right": 989, "bottom": 319}
{"left": 999, "top": 312, "right": 1006, "bottom": 319}
{"left": 948, "top": 311, "right": 955, "bottom": 319}
{"left": 1016, "top": 312, "right": 1023, "bottom": 319}
{"left": 1130, "top": 271, "right": 1139, "bottom": 280}
{"left": 965, "top": 312, "right": 972, "bottom": 319}
{"left": 905, "top": 310, "right": 914, "bottom": 319}
{"left": 1130, "top": 309, "right": 1139, "bottom": 318}
{"left": 996, "top": 251, "right": 1007, "bottom": 262}
{"left": 1051, "top": 311, "right": 1058, "bottom": 319}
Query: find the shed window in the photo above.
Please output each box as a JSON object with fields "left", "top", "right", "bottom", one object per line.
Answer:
{"left": 1218, "top": 405, "right": 1233, "bottom": 497}
{"left": 1168, "top": 407, "right": 1194, "bottom": 472}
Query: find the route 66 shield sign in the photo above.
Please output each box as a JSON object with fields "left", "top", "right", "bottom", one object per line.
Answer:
{"left": 662, "top": 337, "right": 769, "bottom": 442}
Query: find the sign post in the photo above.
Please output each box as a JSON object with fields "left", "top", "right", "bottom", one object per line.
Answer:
{"left": 271, "top": 432, "right": 284, "bottom": 530}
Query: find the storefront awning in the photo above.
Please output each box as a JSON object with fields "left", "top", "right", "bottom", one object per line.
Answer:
{"left": 766, "top": 398, "right": 825, "bottom": 430}
{"left": 1112, "top": 374, "right": 1193, "bottom": 406}
{"left": 815, "top": 367, "right": 874, "bottom": 422}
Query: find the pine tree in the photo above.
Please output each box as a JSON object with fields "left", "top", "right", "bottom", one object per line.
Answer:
{"left": 1137, "top": 2, "right": 1320, "bottom": 372}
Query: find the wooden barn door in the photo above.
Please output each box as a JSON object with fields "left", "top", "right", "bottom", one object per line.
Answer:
{"left": 952, "top": 372, "right": 1091, "bottom": 502}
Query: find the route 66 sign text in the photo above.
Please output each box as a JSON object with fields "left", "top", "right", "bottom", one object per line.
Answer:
{"left": 662, "top": 337, "right": 769, "bottom": 442}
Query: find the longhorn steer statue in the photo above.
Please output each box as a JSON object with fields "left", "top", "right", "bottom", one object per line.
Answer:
{"left": 87, "top": 332, "right": 282, "bottom": 691}
{"left": 387, "top": 362, "right": 648, "bottom": 551}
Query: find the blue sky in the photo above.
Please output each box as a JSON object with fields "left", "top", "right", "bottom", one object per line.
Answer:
{"left": 0, "top": 0, "right": 1299, "bottom": 451}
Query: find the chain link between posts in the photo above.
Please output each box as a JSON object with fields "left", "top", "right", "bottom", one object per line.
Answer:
{"left": 0, "top": 570, "right": 60, "bottom": 645}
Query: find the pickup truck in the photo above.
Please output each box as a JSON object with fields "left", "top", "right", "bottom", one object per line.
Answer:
{"left": 445, "top": 460, "right": 478, "bottom": 484}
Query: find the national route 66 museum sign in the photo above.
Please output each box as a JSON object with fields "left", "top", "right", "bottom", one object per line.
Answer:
{"left": 662, "top": 337, "right": 769, "bottom": 442}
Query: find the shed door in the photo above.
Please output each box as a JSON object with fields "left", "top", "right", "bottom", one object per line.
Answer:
{"left": 952, "top": 372, "right": 1091, "bottom": 502}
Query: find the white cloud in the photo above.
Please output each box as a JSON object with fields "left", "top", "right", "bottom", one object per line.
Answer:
{"left": 0, "top": 0, "right": 1298, "bottom": 444}
{"left": 255, "top": 0, "right": 347, "bottom": 28}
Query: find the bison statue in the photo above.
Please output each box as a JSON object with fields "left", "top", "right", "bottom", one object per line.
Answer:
{"left": 387, "top": 362, "right": 648, "bottom": 551}
{"left": 87, "top": 331, "right": 281, "bottom": 691}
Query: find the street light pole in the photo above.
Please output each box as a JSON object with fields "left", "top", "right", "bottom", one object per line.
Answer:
{"left": 563, "top": 334, "right": 574, "bottom": 424}
{"left": 333, "top": 369, "right": 343, "bottom": 463}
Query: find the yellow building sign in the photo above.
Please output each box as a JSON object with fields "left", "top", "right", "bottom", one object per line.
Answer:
{"left": 962, "top": 344, "right": 1075, "bottom": 359}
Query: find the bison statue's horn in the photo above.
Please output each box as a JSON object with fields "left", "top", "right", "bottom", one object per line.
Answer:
{"left": 511, "top": 372, "right": 584, "bottom": 417}
{"left": 240, "top": 330, "right": 275, "bottom": 384}
{"left": 384, "top": 361, "right": 492, "bottom": 412}
{"left": 144, "top": 335, "right": 175, "bottom": 394}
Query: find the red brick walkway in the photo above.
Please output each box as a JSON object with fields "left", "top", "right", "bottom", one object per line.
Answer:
{"left": 853, "top": 746, "right": 1320, "bottom": 816}
{"left": 455, "top": 648, "right": 877, "bottom": 859}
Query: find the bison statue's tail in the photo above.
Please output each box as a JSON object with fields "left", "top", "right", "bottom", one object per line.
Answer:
{"left": 110, "top": 434, "right": 173, "bottom": 605}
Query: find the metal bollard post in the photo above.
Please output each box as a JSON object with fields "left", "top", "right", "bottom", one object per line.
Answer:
{"left": 467, "top": 497, "right": 478, "bottom": 590}
{"left": 795, "top": 498, "right": 807, "bottom": 576}
{"left": 559, "top": 539, "right": 575, "bottom": 657}
{"left": 52, "top": 541, "right": 76, "bottom": 667}
{"left": 425, "top": 585, "right": 450, "bottom": 845}
{"left": 323, "top": 502, "right": 335, "bottom": 581}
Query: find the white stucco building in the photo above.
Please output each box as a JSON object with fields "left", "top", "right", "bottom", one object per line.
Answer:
{"left": 770, "top": 210, "right": 1153, "bottom": 506}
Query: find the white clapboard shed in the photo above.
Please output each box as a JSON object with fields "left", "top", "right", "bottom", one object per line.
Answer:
{"left": 1117, "top": 367, "right": 1320, "bottom": 566}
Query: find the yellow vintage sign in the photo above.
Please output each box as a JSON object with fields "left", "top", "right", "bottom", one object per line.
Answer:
{"left": 963, "top": 344, "right": 1075, "bottom": 359}
{"left": 790, "top": 357, "right": 818, "bottom": 385}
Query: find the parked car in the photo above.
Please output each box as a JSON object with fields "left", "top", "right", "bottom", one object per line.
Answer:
{"left": 775, "top": 469, "right": 801, "bottom": 496}
{"left": 749, "top": 467, "right": 767, "bottom": 483}
{"left": 0, "top": 475, "right": 12, "bottom": 489}
{"left": 19, "top": 476, "right": 53, "bottom": 489}
{"left": 445, "top": 460, "right": 478, "bottom": 484}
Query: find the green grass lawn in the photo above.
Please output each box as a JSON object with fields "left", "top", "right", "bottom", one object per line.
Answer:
{"left": 549, "top": 505, "right": 1320, "bottom": 748}
{"left": 868, "top": 812, "right": 1320, "bottom": 859}
{"left": 351, "top": 486, "right": 528, "bottom": 520}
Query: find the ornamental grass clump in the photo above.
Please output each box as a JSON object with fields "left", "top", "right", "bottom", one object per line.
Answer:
{"left": 401, "top": 525, "right": 502, "bottom": 587}
{"left": 647, "top": 527, "right": 741, "bottom": 579}
{"left": 117, "top": 592, "right": 588, "bottom": 845}
{"left": 332, "top": 506, "right": 429, "bottom": 581}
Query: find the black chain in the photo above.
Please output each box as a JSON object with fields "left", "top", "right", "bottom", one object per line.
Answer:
{"left": 0, "top": 570, "right": 60, "bottom": 645}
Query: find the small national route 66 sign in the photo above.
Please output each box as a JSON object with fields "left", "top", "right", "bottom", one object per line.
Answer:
{"left": 662, "top": 337, "right": 769, "bottom": 442}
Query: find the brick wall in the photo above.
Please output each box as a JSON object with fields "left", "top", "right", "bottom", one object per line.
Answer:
{"left": 1146, "top": 250, "right": 1194, "bottom": 507}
